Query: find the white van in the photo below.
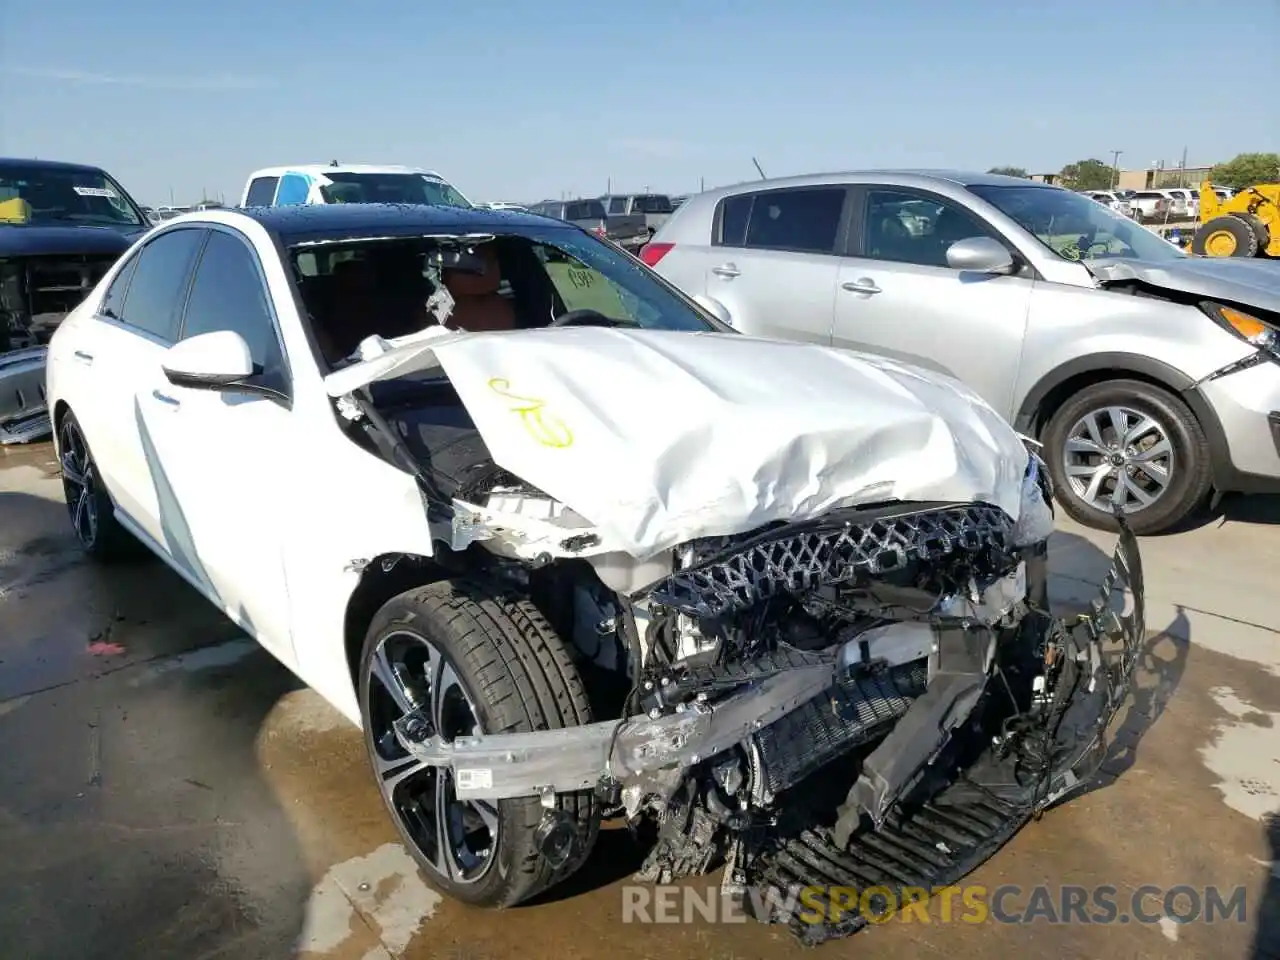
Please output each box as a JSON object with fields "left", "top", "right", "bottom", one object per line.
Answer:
{"left": 239, "top": 163, "right": 472, "bottom": 209}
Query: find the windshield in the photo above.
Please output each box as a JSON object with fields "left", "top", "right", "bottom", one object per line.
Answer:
{"left": 287, "top": 225, "right": 726, "bottom": 368}
{"left": 318, "top": 173, "right": 472, "bottom": 209}
{"left": 967, "top": 184, "right": 1184, "bottom": 263}
{"left": 0, "top": 165, "right": 145, "bottom": 227}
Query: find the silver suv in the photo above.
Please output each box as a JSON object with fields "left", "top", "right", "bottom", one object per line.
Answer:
{"left": 643, "top": 170, "right": 1280, "bottom": 534}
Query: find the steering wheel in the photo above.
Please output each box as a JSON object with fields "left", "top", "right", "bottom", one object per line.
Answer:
{"left": 548, "top": 308, "right": 639, "bottom": 328}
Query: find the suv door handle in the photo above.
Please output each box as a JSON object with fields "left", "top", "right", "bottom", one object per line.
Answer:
{"left": 152, "top": 389, "right": 181, "bottom": 409}
{"left": 841, "top": 278, "right": 882, "bottom": 295}
{"left": 711, "top": 263, "right": 740, "bottom": 278}
{"left": 73, "top": 350, "right": 94, "bottom": 364}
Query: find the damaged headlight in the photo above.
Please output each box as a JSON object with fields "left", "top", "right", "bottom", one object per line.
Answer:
{"left": 1012, "top": 447, "right": 1055, "bottom": 548}
{"left": 1201, "top": 302, "right": 1280, "bottom": 360}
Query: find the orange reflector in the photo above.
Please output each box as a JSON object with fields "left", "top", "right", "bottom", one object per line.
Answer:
{"left": 1220, "top": 307, "right": 1268, "bottom": 340}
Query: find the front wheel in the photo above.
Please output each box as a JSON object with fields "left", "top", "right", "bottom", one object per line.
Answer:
{"left": 1041, "top": 379, "right": 1212, "bottom": 534}
{"left": 358, "top": 578, "right": 599, "bottom": 907}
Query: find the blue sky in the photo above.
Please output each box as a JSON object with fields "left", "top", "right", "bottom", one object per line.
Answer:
{"left": 1, "top": 0, "right": 1275, "bottom": 206}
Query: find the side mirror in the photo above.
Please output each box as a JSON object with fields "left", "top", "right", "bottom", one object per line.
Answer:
{"left": 693, "top": 294, "right": 733, "bottom": 327}
{"left": 946, "top": 236, "right": 1015, "bottom": 275}
{"left": 162, "top": 330, "right": 258, "bottom": 390}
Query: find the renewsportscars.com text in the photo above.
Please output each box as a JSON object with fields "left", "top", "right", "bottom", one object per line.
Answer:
{"left": 621, "top": 883, "right": 1250, "bottom": 926}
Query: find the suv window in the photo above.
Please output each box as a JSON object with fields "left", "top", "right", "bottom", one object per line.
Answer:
{"left": 117, "top": 228, "right": 205, "bottom": 341}
{"left": 245, "top": 176, "right": 279, "bottom": 207}
{"left": 180, "top": 231, "right": 285, "bottom": 384}
{"left": 608, "top": 197, "right": 628, "bottom": 215}
{"left": 741, "top": 188, "right": 845, "bottom": 254}
{"left": 862, "top": 190, "right": 997, "bottom": 268}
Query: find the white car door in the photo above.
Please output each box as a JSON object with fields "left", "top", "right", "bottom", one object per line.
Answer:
{"left": 701, "top": 185, "right": 850, "bottom": 344}
{"left": 831, "top": 186, "right": 1034, "bottom": 419}
{"left": 83, "top": 227, "right": 207, "bottom": 548}
{"left": 135, "top": 226, "right": 297, "bottom": 662}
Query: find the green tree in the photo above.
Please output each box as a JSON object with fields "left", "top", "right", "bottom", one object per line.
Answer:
{"left": 1209, "top": 152, "right": 1280, "bottom": 188}
{"left": 987, "top": 166, "right": 1028, "bottom": 178}
{"left": 1059, "top": 158, "right": 1114, "bottom": 191}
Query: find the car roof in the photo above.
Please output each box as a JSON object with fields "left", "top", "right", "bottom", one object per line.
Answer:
{"left": 680, "top": 169, "right": 1057, "bottom": 207}
{"left": 227, "top": 201, "right": 568, "bottom": 243}
{"left": 0, "top": 156, "right": 110, "bottom": 175}
{"left": 245, "top": 164, "right": 447, "bottom": 180}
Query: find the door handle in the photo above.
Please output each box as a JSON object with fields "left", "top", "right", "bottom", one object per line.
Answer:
{"left": 711, "top": 263, "right": 740, "bottom": 279}
{"left": 151, "top": 389, "right": 181, "bottom": 409}
{"left": 73, "top": 350, "right": 94, "bottom": 364}
{"left": 841, "top": 278, "right": 882, "bottom": 295}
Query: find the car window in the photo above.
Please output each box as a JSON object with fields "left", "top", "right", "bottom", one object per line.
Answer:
{"left": 717, "top": 194, "right": 752, "bottom": 246}
{"left": 742, "top": 187, "right": 845, "bottom": 254}
{"left": 180, "top": 231, "right": 285, "bottom": 381}
{"left": 861, "top": 189, "right": 996, "bottom": 268}
{"left": 633, "top": 194, "right": 673, "bottom": 214}
{"left": 608, "top": 197, "right": 627, "bottom": 215}
{"left": 565, "top": 200, "right": 607, "bottom": 221}
{"left": 117, "top": 228, "right": 205, "bottom": 342}
{"left": 275, "top": 173, "right": 310, "bottom": 206}
{"left": 99, "top": 254, "right": 140, "bottom": 320}
{"left": 245, "top": 176, "right": 279, "bottom": 207}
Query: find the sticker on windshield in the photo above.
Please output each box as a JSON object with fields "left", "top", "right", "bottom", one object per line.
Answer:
{"left": 73, "top": 186, "right": 119, "bottom": 198}
{"left": 487, "top": 377, "right": 574, "bottom": 448}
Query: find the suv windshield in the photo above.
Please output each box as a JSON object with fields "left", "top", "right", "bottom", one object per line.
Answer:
{"left": 968, "top": 184, "right": 1184, "bottom": 262}
{"left": 0, "top": 164, "right": 145, "bottom": 227}
{"left": 318, "top": 173, "right": 472, "bottom": 209}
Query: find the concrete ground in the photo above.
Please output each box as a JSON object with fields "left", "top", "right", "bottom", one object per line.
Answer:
{"left": 1, "top": 440, "right": 1277, "bottom": 960}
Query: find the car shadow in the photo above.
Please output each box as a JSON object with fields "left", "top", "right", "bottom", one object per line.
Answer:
{"left": 1047, "top": 529, "right": 1191, "bottom": 800}
{"left": 1254, "top": 813, "right": 1280, "bottom": 960}
{"left": 0, "top": 487, "right": 313, "bottom": 960}
{"left": 1160, "top": 492, "right": 1280, "bottom": 534}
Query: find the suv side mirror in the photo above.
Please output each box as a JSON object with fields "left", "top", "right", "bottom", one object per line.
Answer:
{"left": 162, "top": 330, "right": 259, "bottom": 390}
{"left": 946, "top": 236, "right": 1015, "bottom": 274}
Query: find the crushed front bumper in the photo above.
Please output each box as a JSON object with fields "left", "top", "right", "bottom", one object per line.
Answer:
{"left": 393, "top": 521, "right": 1145, "bottom": 943}
{"left": 0, "top": 347, "right": 52, "bottom": 445}
{"left": 747, "top": 520, "right": 1145, "bottom": 944}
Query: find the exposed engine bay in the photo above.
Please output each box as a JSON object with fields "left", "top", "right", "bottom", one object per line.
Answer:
{"left": 1, "top": 254, "right": 119, "bottom": 352}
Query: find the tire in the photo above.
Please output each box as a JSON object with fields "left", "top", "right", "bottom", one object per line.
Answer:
{"left": 57, "top": 409, "right": 139, "bottom": 560}
{"left": 1242, "top": 213, "right": 1271, "bottom": 251}
{"left": 1041, "top": 379, "right": 1212, "bottom": 535}
{"left": 1191, "top": 215, "right": 1259, "bottom": 257}
{"left": 358, "top": 578, "right": 599, "bottom": 908}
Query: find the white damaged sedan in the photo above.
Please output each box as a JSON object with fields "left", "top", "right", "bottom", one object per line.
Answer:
{"left": 45, "top": 203, "right": 1145, "bottom": 943}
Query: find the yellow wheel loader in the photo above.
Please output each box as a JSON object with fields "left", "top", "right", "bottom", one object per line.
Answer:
{"left": 1191, "top": 180, "right": 1280, "bottom": 257}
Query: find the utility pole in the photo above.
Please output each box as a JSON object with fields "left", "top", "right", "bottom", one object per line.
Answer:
{"left": 700, "top": 176, "right": 705, "bottom": 192}
{"left": 1178, "top": 145, "right": 1187, "bottom": 187}
{"left": 1110, "top": 150, "right": 1123, "bottom": 189}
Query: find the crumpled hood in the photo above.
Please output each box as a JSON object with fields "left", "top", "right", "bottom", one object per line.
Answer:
{"left": 330, "top": 327, "right": 1032, "bottom": 558}
{"left": 1090, "top": 256, "right": 1280, "bottom": 315}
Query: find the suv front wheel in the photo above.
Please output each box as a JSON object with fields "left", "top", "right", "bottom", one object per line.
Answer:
{"left": 1042, "top": 379, "right": 1212, "bottom": 534}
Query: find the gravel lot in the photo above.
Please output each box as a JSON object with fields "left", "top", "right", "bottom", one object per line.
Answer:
{"left": 1, "top": 440, "right": 1277, "bottom": 960}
